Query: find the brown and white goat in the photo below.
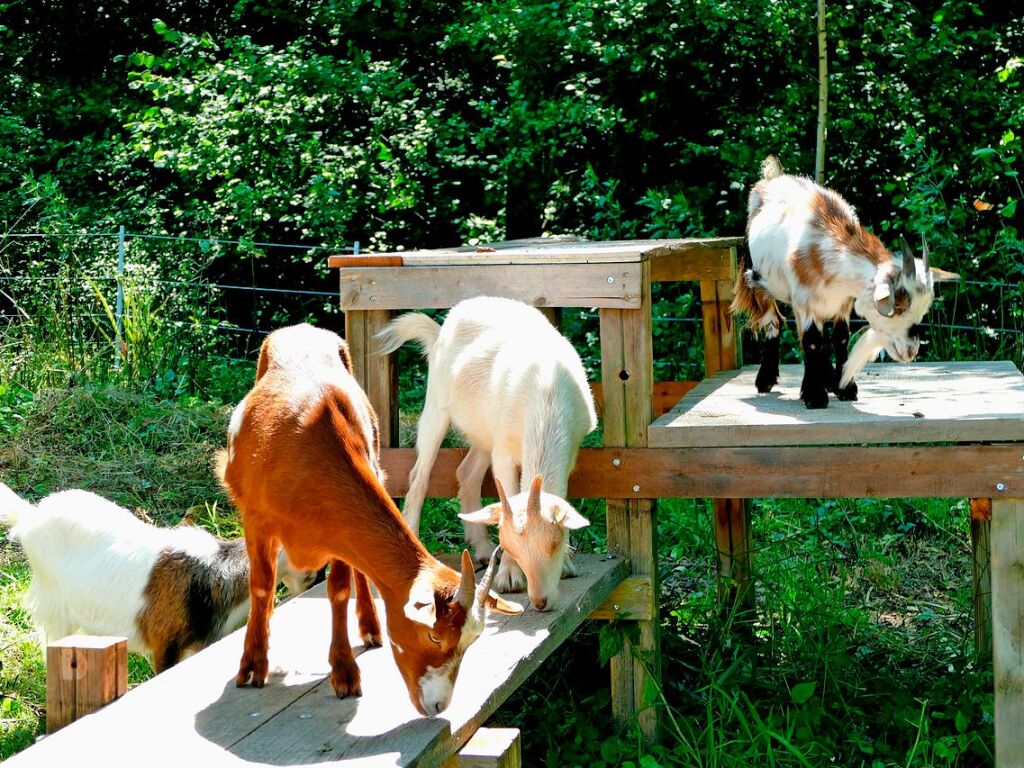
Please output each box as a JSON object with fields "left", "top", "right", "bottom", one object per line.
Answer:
{"left": 0, "top": 484, "right": 318, "bottom": 672}
{"left": 219, "top": 323, "right": 521, "bottom": 715}
{"left": 732, "top": 156, "right": 959, "bottom": 408}
{"left": 376, "top": 297, "right": 596, "bottom": 612}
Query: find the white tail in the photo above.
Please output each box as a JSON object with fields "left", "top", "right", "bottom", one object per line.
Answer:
{"left": 375, "top": 312, "right": 441, "bottom": 357}
{"left": 0, "top": 482, "right": 32, "bottom": 530}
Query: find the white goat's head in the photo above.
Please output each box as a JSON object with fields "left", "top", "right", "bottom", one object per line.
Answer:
{"left": 460, "top": 474, "right": 588, "bottom": 612}
{"left": 845, "top": 236, "right": 959, "bottom": 387}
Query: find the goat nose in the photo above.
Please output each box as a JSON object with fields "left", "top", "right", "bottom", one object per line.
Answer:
{"left": 533, "top": 597, "right": 548, "bottom": 611}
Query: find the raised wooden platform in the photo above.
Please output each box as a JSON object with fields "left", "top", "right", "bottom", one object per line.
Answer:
{"left": 7, "top": 554, "right": 627, "bottom": 767}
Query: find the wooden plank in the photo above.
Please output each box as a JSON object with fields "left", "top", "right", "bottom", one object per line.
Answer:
{"left": 971, "top": 498, "right": 993, "bottom": 660}
{"left": 649, "top": 361, "right": 1024, "bottom": 448}
{"left": 590, "top": 577, "right": 654, "bottom": 621}
{"left": 591, "top": 380, "right": 697, "bottom": 419}
{"left": 45, "top": 636, "right": 127, "bottom": 734}
{"left": 9, "top": 555, "right": 627, "bottom": 768}
{"left": 700, "top": 277, "right": 739, "bottom": 378}
{"left": 992, "top": 496, "right": 1024, "bottom": 768}
{"left": 328, "top": 255, "right": 405, "bottom": 268}
{"left": 330, "top": 237, "right": 745, "bottom": 268}
{"left": 377, "top": 444, "right": 1023, "bottom": 499}
{"left": 443, "top": 728, "right": 521, "bottom": 768}
{"left": 650, "top": 248, "right": 736, "bottom": 283}
{"left": 344, "top": 309, "right": 398, "bottom": 447}
{"left": 338, "top": 263, "right": 643, "bottom": 310}
{"left": 713, "top": 498, "right": 753, "bottom": 612}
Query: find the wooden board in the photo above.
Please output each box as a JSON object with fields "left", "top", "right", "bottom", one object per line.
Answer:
{"left": 992, "top": 497, "right": 1024, "bottom": 768}
{"left": 329, "top": 237, "right": 743, "bottom": 269}
{"left": 338, "top": 264, "right": 643, "bottom": 310}
{"left": 7, "top": 554, "right": 627, "bottom": 768}
{"left": 376, "top": 444, "right": 1023, "bottom": 499}
{"left": 649, "top": 361, "right": 1024, "bottom": 448}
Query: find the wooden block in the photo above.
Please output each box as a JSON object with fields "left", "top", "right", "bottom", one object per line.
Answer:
{"left": 713, "top": 498, "right": 754, "bottom": 613}
{"left": 338, "top": 263, "right": 643, "bottom": 310}
{"left": 46, "top": 636, "right": 127, "bottom": 733}
{"left": 991, "top": 496, "right": 1024, "bottom": 767}
{"left": 444, "top": 727, "right": 521, "bottom": 768}
{"left": 649, "top": 247, "right": 737, "bottom": 282}
{"left": 590, "top": 577, "right": 654, "bottom": 621}
{"left": 971, "top": 499, "right": 993, "bottom": 660}
{"left": 344, "top": 309, "right": 398, "bottom": 447}
{"left": 327, "top": 255, "right": 405, "bottom": 268}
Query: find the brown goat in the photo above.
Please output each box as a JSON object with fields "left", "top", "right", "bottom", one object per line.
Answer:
{"left": 219, "top": 324, "right": 521, "bottom": 715}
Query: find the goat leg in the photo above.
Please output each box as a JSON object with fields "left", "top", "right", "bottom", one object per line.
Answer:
{"left": 755, "top": 333, "right": 781, "bottom": 393}
{"left": 799, "top": 325, "right": 831, "bottom": 409}
{"left": 827, "top": 319, "right": 858, "bottom": 401}
{"left": 327, "top": 559, "right": 362, "bottom": 698}
{"left": 353, "top": 569, "right": 382, "bottom": 648}
{"left": 237, "top": 531, "right": 277, "bottom": 688}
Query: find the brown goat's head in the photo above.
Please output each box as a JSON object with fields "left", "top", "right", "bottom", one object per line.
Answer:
{"left": 460, "top": 474, "right": 589, "bottom": 612}
{"left": 385, "top": 548, "right": 521, "bottom": 715}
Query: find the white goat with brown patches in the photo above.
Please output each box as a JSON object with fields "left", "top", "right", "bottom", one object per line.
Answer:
{"left": 0, "top": 483, "right": 318, "bottom": 672}
{"left": 376, "top": 296, "right": 596, "bottom": 612}
{"left": 731, "top": 156, "right": 959, "bottom": 408}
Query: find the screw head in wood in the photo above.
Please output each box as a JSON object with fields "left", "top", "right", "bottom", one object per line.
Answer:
{"left": 633, "top": 484, "right": 640, "bottom": 493}
{"left": 369, "top": 295, "right": 377, "bottom": 302}
{"left": 996, "top": 482, "right": 1006, "bottom": 492}
{"left": 607, "top": 276, "right": 615, "bottom": 283}
{"left": 613, "top": 458, "right": 621, "bottom": 466}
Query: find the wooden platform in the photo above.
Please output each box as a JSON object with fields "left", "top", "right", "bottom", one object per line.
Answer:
{"left": 7, "top": 554, "right": 627, "bottom": 768}
{"left": 649, "top": 361, "right": 1024, "bottom": 448}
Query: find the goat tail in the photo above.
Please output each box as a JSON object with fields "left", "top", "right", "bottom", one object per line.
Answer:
{"left": 761, "top": 155, "right": 784, "bottom": 180}
{"left": 0, "top": 482, "right": 33, "bottom": 530}
{"left": 374, "top": 312, "right": 441, "bottom": 358}
{"left": 729, "top": 259, "right": 781, "bottom": 339}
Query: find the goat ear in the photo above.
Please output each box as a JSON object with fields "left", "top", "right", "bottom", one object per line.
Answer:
{"left": 458, "top": 504, "right": 502, "bottom": 525}
{"left": 553, "top": 503, "right": 590, "bottom": 530}
{"left": 403, "top": 581, "right": 437, "bottom": 627}
{"left": 929, "top": 267, "right": 961, "bottom": 282}
{"left": 899, "top": 236, "right": 917, "bottom": 280}
{"left": 873, "top": 281, "right": 895, "bottom": 317}
{"left": 486, "top": 592, "right": 525, "bottom": 615}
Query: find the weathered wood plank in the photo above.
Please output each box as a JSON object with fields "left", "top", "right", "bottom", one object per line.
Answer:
{"left": 650, "top": 361, "right": 1024, "bottom": 448}
{"left": 339, "top": 264, "right": 643, "bottom": 310}
{"left": 992, "top": 496, "right": 1024, "bottom": 768}
{"left": 591, "top": 380, "right": 698, "bottom": 419}
{"left": 45, "top": 636, "right": 127, "bottom": 734}
{"left": 590, "top": 577, "right": 654, "bottom": 621}
{"left": 443, "top": 728, "right": 521, "bottom": 768}
{"left": 377, "top": 444, "right": 1023, "bottom": 499}
{"left": 971, "top": 498, "right": 993, "bottom": 660}
{"left": 8, "top": 555, "right": 627, "bottom": 768}
{"left": 345, "top": 310, "right": 398, "bottom": 446}
{"left": 649, "top": 248, "right": 736, "bottom": 282}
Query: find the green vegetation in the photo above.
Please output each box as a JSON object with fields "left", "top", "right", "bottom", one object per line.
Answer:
{"left": 0, "top": 0, "right": 1019, "bottom": 764}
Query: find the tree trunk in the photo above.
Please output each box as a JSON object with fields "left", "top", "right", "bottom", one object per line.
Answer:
{"left": 815, "top": 0, "right": 828, "bottom": 183}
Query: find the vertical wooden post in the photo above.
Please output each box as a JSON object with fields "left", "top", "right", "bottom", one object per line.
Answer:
{"left": 599, "top": 259, "right": 660, "bottom": 742}
{"left": 444, "top": 728, "right": 522, "bottom": 768}
{"left": 46, "top": 636, "right": 127, "bottom": 733}
{"left": 344, "top": 309, "right": 398, "bottom": 447}
{"left": 970, "top": 498, "right": 993, "bottom": 660}
{"left": 992, "top": 496, "right": 1024, "bottom": 768}
{"left": 701, "top": 256, "right": 753, "bottom": 613}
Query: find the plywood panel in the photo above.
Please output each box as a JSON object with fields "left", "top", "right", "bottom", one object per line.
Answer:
{"left": 650, "top": 361, "right": 1024, "bottom": 448}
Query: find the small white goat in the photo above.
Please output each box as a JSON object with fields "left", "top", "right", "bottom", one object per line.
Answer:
{"left": 376, "top": 296, "right": 596, "bottom": 612}
{"left": 0, "top": 483, "right": 318, "bottom": 672}
{"left": 732, "top": 156, "right": 959, "bottom": 408}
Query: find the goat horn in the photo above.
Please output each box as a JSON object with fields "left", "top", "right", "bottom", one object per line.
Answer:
{"left": 458, "top": 549, "right": 476, "bottom": 611}
{"left": 920, "top": 234, "right": 930, "bottom": 280}
{"left": 474, "top": 545, "right": 502, "bottom": 616}
{"left": 494, "top": 477, "right": 514, "bottom": 530}
{"left": 899, "top": 236, "right": 916, "bottom": 280}
{"left": 526, "top": 474, "right": 543, "bottom": 521}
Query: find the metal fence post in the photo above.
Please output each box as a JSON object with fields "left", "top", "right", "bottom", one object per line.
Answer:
{"left": 115, "top": 225, "right": 125, "bottom": 368}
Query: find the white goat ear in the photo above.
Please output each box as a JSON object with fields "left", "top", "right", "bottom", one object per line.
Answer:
{"left": 553, "top": 504, "right": 590, "bottom": 530}
{"left": 873, "top": 282, "right": 895, "bottom": 317}
{"left": 929, "top": 267, "right": 960, "bottom": 283}
{"left": 403, "top": 582, "right": 437, "bottom": 627}
{"left": 458, "top": 504, "right": 502, "bottom": 525}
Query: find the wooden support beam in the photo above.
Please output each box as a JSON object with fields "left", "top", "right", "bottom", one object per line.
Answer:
{"left": 971, "top": 498, "right": 993, "bottom": 660}
{"left": 649, "top": 248, "right": 736, "bottom": 283}
{"left": 713, "top": 498, "right": 754, "bottom": 615}
{"left": 699, "top": 277, "right": 739, "bottom": 378}
{"left": 992, "top": 496, "right": 1024, "bottom": 768}
{"left": 599, "top": 259, "right": 660, "bottom": 743}
{"left": 344, "top": 309, "right": 398, "bottom": 447}
{"left": 444, "top": 728, "right": 521, "bottom": 768}
{"left": 590, "top": 577, "right": 654, "bottom": 621}
{"left": 46, "top": 636, "right": 127, "bottom": 734}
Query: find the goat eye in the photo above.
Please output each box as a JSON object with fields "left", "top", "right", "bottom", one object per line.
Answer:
{"left": 428, "top": 632, "right": 441, "bottom": 645}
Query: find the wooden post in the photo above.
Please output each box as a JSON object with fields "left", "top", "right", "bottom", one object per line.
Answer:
{"left": 599, "top": 258, "right": 660, "bottom": 742}
{"left": 992, "top": 496, "right": 1024, "bottom": 768}
{"left": 46, "top": 636, "right": 127, "bottom": 733}
{"left": 700, "top": 257, "right": 753, "bottom": 613}
{"left": 344, "top": 309, "right": 398, "bottom": 447}
{"left": 970, "top": 498, "right": 993, "bottom": 660}
{"left": 444, "top": 728, "right": 522, "bottom": 768}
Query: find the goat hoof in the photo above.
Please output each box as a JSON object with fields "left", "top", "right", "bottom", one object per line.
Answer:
{"left": 801, "top": 388, "right": 830, "bottom": 409}
{"left": 331, "top": 663, "right": 362, "bottom": 698}
{"left": 360, "top": 630, "right": 383, "bottom": 648}
{"left": 471, "top": 540, "right": 497, "bottom": 566}
{"left": 835, "top": 381, "right": 858, "bottom": 401}
{"left": 755, "top": 369, "right": 778, "bottom": 393}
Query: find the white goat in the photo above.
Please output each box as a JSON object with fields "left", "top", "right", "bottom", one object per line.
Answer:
{"left": 732, "top": 156, "right": 959, "bottom": 408}
{"left": 0, "top": 483, "right": 318, "bottom": 672}
{"left": 376, "top": 296, "right": 596, "bottom": 612}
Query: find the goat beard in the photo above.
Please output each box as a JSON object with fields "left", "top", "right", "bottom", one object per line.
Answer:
{"left": 839, "top": 328, "right": 886, "bottom": 389}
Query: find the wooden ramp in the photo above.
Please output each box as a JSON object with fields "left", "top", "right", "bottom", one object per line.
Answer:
{"left": 7, "top": 554, "right": 627, "bottom": 768}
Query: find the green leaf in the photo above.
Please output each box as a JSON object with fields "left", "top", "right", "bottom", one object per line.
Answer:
{"left": 153, "top": 19, "right": 168, "bottom": 35}
{"left": 1001, "top": 199, "right": 1017, "bottom": 218}
{"left": 932, "top": 9, "right": 945, "bottom": 23}
{"left": 598, "top": 623, "right": 624, "bottom": 667}
{"left": 791, "top": 681, "right": 817, "bottom": 705}
{"left": 955, "top": 710, "right": 969, "bottom": 733}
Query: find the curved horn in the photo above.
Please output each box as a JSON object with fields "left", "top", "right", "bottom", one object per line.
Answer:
{"left": 458, "top": 549, "right": 476, "bottom": 611}
{"left": 899, "top": 236, "right": 916, "bottom": 280}
{"left": 494, "top": 477, "right": 514, "bottom": 530}
{"left": 474, "top": 545, "right": 503, "bottom": 616}
{"left": 526, "top": 474, "right": 543, "bottom": 522}
{"left": 873, "top": 282, "right": 894, "bottom": 317}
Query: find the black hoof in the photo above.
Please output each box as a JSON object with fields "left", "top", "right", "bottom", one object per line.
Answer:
{"left": 835, "top": 381, "right": 858, "bottom": 401}
{"left": 801, "top": 386, "right": 829, "bottom": 409}
{"left": 755, "top": 368, "right": 779, "bottom": 393}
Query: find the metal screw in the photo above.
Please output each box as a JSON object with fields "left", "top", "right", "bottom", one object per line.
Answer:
{"left": 607, "top": 276, "right": 615, "bottom": 283}
{"left": 633, "top": 484, "right": 640, "bottom": 493}
{"left": 612, "top": 458, "right": 621, "bottom": 466}
{"left": 997, "top": 482, "right": 1006, "bottom": 492}
{"left": 613, "top": 604, "right": 620, "bottom": 611}
{"left": 369, "top": 295, "right": 377, "bottom": 302}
